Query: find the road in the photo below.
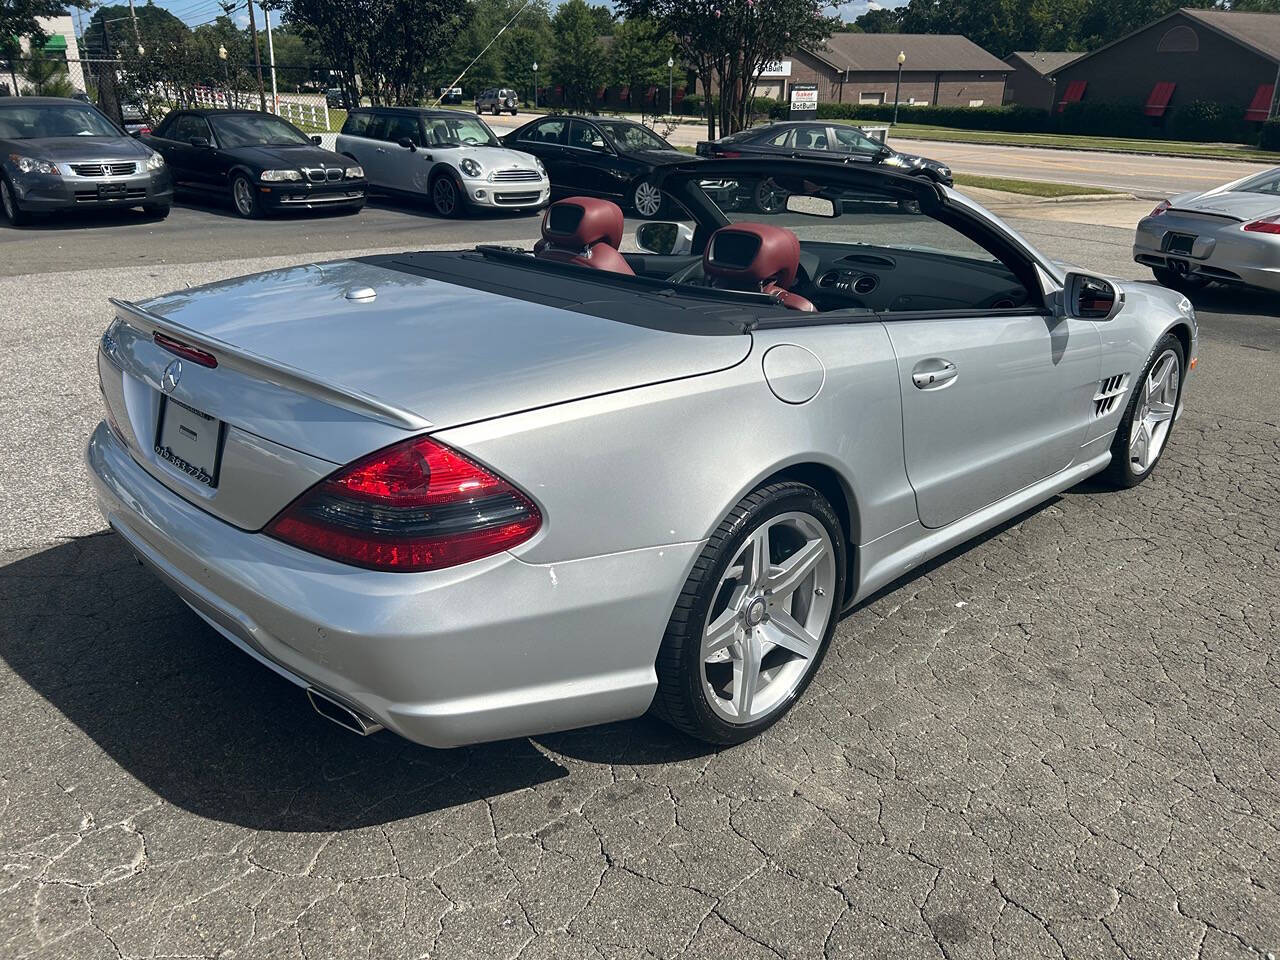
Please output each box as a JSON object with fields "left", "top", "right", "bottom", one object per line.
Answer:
{"left": 485, "top": 113, "right": 1274, "bottom": 199}
{"left": 1, "top": 199, "right": 1278, "bottom": 959}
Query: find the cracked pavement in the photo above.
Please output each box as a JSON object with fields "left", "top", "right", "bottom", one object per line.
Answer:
{"left": 1, "top": 210, "right": 1278, "bottom": 959}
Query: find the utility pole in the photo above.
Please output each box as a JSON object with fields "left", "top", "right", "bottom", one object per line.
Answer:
{"left": 127, "top": 0, "right": 141, "bottom": 46}
{"left": 246, "top": 0, "right": 267, "bottom": 112}
{"left": 262, "top": 1, "right": 277, "bottom": 110}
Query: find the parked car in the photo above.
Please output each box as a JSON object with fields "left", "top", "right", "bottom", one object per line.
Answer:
{"left": 325, "top": 88, "right": 345, "bottom": 109}
{"left": 0, "top": 96, "right": 172, "bottom": 225}
{"left": 439, "top": 86, "right": 463, "bottom": 105}
{"left": 1134, "top": 165, "right": 1280, "bottom": 294}
{"left": 144, "top": 109, "right": 366, "bottom": 219}
{"left": 697, "top": 120, "right": 952, "bottom": 185}
{"left": 476, "top": 87, "right": 519, "bottom": 115}
{"left": 87, "top": 158, "right": 1196, "bottom": 749}
{"left": 121, "top": 101, "right": 153, "bottom": 137}
{"left": 336, "top": 106, "right": 548, "bottom": 217}
{"left": 503, "top": 114, "right": 693, "bottom": 217}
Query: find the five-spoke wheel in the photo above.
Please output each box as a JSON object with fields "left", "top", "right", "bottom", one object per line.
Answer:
{"left": 653, "top": 482, "right": 846, "bottom": 744}
{"left": 1105, "top": 333, "right": 1185, "bottom": 488}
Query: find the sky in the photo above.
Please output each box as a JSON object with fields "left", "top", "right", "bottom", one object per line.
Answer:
{"left": 119, "top": 0, "right": 906, "bottom": 30}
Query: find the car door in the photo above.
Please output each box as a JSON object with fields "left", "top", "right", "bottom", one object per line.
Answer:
{"left": 567, "top": 119, "right": 625, "bottom": 199}
{"left": 336, "top": 110, "right": 382, "bottom": 185}
{"left": 513, "top": 118, "right": 570, "bottom": 189}
{"left": 788, "top": 124, "right": 837, "bottom": 161}
{"left": 379, "top": 113, "right": 424, "bottom": 193}
{"left": 150, "top": 114, "right": 205, "bottom": 188}
{"left": 827, "top": 125, "right": 881, "bottom": 168}
{"left": 869, "top": 211, "right": 1102, "bottom": 528}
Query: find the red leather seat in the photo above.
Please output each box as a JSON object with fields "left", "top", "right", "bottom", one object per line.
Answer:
{"left": 534, "top": 197, "right": 635, "bottom": 275}
{"left": 703, "top": 222, "right": 815, "bottom": 312}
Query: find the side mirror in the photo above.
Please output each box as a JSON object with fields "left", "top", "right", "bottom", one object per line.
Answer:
{"left": 397, "top": 137, "right": 416, "bottom": 151}
{"left": 876, "top": 145, "right": 892, "bottom": 160}
{"left": 310, "top": 135, "right": 321, "bottom": 145}
{"left": 636, "top": 221, "right": 694, "bottom": 256}
{"left": 189, "top": 137, "right": 210, "bottom": 148}
{"left": 1064, "top": 272, "right": 1123, "bottom": 320}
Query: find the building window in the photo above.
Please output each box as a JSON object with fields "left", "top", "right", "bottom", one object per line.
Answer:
{"left": 859, "top": 91, "right": 885, "bottom": 105}
{"left": 1157, "top": 25, "right": 1199, "bottom": 53}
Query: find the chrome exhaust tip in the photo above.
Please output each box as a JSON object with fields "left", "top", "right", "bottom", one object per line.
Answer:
{"left": 306, "top": 687, "right": 384, "bottom": 736}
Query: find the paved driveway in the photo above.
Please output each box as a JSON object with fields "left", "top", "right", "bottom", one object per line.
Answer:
{"left": 1, "top": 211, "right": 1277, "bottom": 959}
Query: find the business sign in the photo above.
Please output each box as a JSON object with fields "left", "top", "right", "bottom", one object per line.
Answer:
{"left": 759, "top": 60, "right": 793, "bottom": 78}
{"left": 789, "top": 83, "right": 818, "bottom": 119}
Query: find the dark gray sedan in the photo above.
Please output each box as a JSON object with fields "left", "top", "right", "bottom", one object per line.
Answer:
{"left": 697, "top": 120, "right": 952, "bottom": 185}
{"left": 0, "top": 96, "right": 173, "bottom": 225}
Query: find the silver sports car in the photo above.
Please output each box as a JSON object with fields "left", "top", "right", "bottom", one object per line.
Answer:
{"left": 88, "top": 160, "right": 1197, "bottom": 747}
{"left": 1134, "top": 165, "right": 1280, "bottom": 293}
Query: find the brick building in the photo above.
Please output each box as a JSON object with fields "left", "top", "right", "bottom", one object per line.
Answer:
{"left": 1002, "top": 51, "right": 1082, "bottom": 110}
{"left": 751, "top": 33, "right": 1009, "bottom": 108}
{"left": 1049, "top": 8, "right": 1280, "bottom": 122}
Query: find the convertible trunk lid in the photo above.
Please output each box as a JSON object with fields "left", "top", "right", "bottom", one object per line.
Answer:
{"left": 98, "top": 257, "right": 750, "bottom": 530}
{"left": 1170, "top": 190, "right": 1280, "bottom": 221}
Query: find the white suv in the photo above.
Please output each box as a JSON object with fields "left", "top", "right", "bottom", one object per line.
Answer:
{"left": 476, "top": 88, "right": 520, "bottom": 116}
{"left": 336, "top": 107, "right": 549, "bottom": 217}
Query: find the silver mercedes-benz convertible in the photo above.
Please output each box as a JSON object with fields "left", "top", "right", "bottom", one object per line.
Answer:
{"left": 88, "top": 159, "right": 1197, "bottom": 747}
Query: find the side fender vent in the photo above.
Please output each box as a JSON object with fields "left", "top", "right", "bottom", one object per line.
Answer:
{"left": 1094, "top": 373, "right": 1130, "bottom": 417}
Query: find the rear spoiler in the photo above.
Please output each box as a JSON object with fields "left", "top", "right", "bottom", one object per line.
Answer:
{"left": 108, "top": 298, "right": 432, "bottom": 431}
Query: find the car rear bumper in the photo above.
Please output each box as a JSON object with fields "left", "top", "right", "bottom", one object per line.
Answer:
{"left": 1133, "top": 214, "right": 1280, "bottom": 293}
{"left": 87, "top": 420, "right": 694, "bottom": 748}
{"left": 11, "top": 169, "right": 172, "bottom": 211}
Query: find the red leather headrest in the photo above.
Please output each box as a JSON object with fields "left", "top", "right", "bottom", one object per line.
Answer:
{"left": 541, "top": 197, "right": 625, "bottom": 250}
{"left": 703, "top": 223, "right": 801, "bottom": 290}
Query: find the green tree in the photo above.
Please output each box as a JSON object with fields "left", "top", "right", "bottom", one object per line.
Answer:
{"left": 2, "top": 0, "right": 91, "bottom": 96}
{"left": 608, "top": 17, "right": 675, "bottom": 110}
{"left": 852, "top": 8, "right": 903, "bottom": 33}
{"left": 617, "top": 0, "right": 838, "bottom": 136}
{"left": 551, "top": 0, "right": 606, "bottom": 111}
{"left": 21, "top": 46, "right": 74, "bottom": 96}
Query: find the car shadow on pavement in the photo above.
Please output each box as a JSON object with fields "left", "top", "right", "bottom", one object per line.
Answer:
{"left": 1184, "top": 284, "right": 1280, "bottom": 319}
{"left": 0, "top": 531, "right": 578, "bottom": 831}
{"left": 0, "top": 207, "right": 169, "bottom": 230}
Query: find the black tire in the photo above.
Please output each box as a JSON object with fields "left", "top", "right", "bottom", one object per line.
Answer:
{"left": 230, "top": 173, "right": 261, "bottom": 219}
{"left": 1102, "top": 332, "right": 1186, "bottom": 489}
{"left": 430, "top": 172, "right": 465, "bottom": 218}
{"left": 1151, "top": 266, "right": 1207, "bottom": 291}
{"left": 0, "top": 176, "right": 31, "bottom": 226}
{"left": 652, "top": 482, "right": 847, "bottom": 745}
{"left": 142, "top": 202, "right": 170, "bottom": 219}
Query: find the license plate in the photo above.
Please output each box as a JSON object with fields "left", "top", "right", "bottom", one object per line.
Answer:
{"left": 1165, "top": 233, "right": 1195, "bottom": 255}
{"left": 155, "top": 396, "right": 225, "bottom": 488}
{"left": 98, "top": 182, "right": 128, "bottom": 199}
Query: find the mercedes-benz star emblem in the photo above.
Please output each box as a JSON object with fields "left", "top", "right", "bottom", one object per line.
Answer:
{"left": 161, "top": 359, "right": 182, "bottom": 394}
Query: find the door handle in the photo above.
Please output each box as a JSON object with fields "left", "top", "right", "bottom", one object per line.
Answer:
{"left": 911, "top": 359, "right": 958, "bottom": 390}
{"left": 376, "top": 147, "right": 386, "bottom": 153}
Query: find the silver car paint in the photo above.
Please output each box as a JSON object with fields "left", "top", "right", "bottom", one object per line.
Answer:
{"left": 87, "top": 193, "right": 1197, "bottom": 747}
{"left": 1133, "top": 167, "right": 1280, "bottom": 292}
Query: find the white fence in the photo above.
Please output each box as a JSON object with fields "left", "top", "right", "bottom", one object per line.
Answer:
{"left": 190, "top": 86, "right": 330, "bottom": 131}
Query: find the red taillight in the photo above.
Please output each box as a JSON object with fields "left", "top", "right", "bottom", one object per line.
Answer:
{"left": 1243, "top": 215, "right": 1280, "bottom": 234}
{"left": 153, "top": 331, "right": 218, "bottom": 368}
{"left": 137, "top": 126, "right": 152, "bottom": 136}
{"left": 265, "top": 435, "right": 541, "bottom": 572}
{"left": 1150, "top": 199, "right": 1170, "bottom": 217}
{"left": 719, "top": 149, "right": 742, "bottom": 158}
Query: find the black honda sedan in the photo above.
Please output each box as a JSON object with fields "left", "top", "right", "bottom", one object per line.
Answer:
{"left": 697, "top": 121, "right": 952, "bottom": 186}
{"left": 503, "top": 114, "right": 693, "bottom": 218}
{"left": 144, "top": 109, "right": 366, "bottom": 218}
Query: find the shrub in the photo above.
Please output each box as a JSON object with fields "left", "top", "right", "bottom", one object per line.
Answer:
{"left": 1260, "top": 119, "right": 1280, "bottom": 151}
{"left": 1167, "top": 100, "right": 1250, "bottom": 144}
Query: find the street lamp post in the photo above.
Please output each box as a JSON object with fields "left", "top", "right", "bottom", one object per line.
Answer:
{"left": 532, "top": 61, "right": 538, "bottom": 111}
{"left": 218, "top": 44, "right": 229, "bottom": 106}
{"left": 893, "top": 51, "right": 905, "bottom": 125}
{"left": 667, "top": 56, "right": 674, "bottom": 116}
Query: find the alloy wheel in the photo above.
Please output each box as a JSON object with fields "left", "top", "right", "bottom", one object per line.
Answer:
{"left": 754, "top": 179, "right": 788, "bottom": 214}
{"left": 232, "top": 177, "right": 254, "bottom": 217}
{"left": 633, "top": 181, "right": 663, "bottom": 218}
{"left": 700, "top": 511, "right": 836, "bottom": 725}
{"left": 1129, "top": 348, "right": 1180, "bottom": 475}
{"left": 433, "top": 177, "right": 458, "bottom": 216}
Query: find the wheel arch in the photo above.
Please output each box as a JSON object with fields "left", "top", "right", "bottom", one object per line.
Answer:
{"left": 1165, "top": 320, "right": 1194, "bottom": 366}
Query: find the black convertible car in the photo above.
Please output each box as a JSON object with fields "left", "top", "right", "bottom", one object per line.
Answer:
{"left": 144, "top": 109, "right": 367, "bottom": 218}
{"left": 503, "top": 114, "right": 692, "bottom": 218}
{"left": 697, "top": 120, "right": 952, "bottom": 186}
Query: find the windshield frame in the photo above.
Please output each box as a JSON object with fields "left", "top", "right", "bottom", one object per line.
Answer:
{"left": 0, "top": 103, "right": 123, "bottom": 140}
{"left": 207, "top": 112, "right": 313, "bottom": 149}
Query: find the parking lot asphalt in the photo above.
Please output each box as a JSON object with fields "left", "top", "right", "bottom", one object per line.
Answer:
{"left": 1, "top": 205, "right": 1278, "bottom": 959}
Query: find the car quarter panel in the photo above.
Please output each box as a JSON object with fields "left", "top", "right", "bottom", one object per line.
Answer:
{"left": 434, "top": 322, "right": 916, "bottom": 566}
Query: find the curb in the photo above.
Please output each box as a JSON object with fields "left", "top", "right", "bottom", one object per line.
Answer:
{"left": 890, "top": 132, "right": 1278, "bottom": 165}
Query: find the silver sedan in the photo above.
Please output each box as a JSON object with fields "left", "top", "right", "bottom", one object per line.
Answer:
{"left": 1134, "top": 166, "right": 1280, "bottom": 293}
{"left": 87, "top": 160, "right": 1197, "bottom": 748}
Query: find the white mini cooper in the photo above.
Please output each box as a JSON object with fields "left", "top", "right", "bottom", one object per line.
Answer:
{"left": 336, "top": 107, "right": 549, "bottom": 217}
